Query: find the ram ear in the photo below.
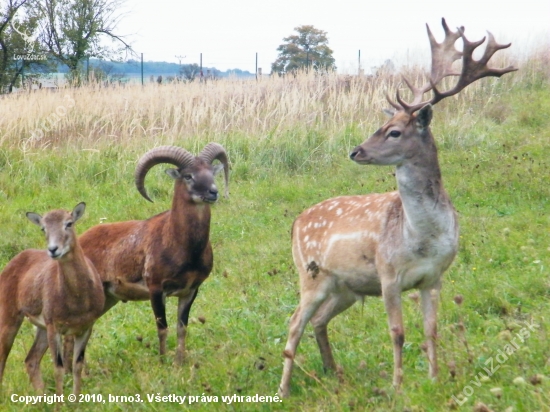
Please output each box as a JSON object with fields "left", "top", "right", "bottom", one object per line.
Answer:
{"left": 165, "top": 168, "right": 181, "bottom": 180}
{"left": 212, "top": 163, "right": 224, "bottom": 175}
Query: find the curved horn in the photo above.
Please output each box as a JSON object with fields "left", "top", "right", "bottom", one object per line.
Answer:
{"left": 134, "top": 146, "right": 195, "bottom": 202}
{"left": 198, "top": 143, "right": 230, "bottom": 198}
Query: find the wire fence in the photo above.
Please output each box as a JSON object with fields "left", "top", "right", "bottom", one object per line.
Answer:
{"left": 4, "top": 47, "right": 411, "bottom": 93}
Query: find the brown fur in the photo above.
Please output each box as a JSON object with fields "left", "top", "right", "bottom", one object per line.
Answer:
{"left": 0, "top": 203, "right": 104, "bottom": 396}
{"left": 79, "top": 158, "right": 222, "bottom": 364}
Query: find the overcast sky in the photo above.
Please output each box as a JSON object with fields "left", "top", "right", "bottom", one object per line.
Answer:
{"left": 117, "top": 0, "right": 549, "bottom": 73}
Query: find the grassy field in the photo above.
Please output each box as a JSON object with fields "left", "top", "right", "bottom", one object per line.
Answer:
{"left": 0, "top": 47, "right": 549, "bottom": 411}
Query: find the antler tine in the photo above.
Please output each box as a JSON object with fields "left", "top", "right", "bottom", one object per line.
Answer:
{"left": 385, "top": 92, "right": 402, "bottom": 111}
{"left": 429, "top": 29, "right": 518, "bottom": 106}
{"left": 428, "top": 18, "right": 464, "bottom": 84}
{"left": 391, "top": 18, "right": 517, "bottom": 114}
{"left": 478, "top": 32, "right": 516, "bottom": 75}
{"left": 394, "top": 18, "right": 465, "bottom": 114}
{"left": 392, "top": 78, "right": 431, "bottom": 113}
{"left": 403, "top": 77, "right": 431, "bottom": 105}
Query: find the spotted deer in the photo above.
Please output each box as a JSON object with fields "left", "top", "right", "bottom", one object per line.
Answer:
{"left": 279, "top": 18, "right": 516, "bottom": 397}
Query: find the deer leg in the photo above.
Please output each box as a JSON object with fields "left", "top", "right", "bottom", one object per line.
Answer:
{"left": 175, "top": 288, "right": 199, "bottom": 366}
{"left": 0, "top": 314, "right": 24, "bottom": 386}
{"left": 72, "top": 328, "right": 92, "bottom": 396}
{"left": 150, "top": 287, "right": 168, "bottom": 358}
{"left": 310, "top": 292, "right": 356, "bottom": 372}
{"left": 46, "top": 324, "right": 64, "bottom": 396}
{"left": 279, "top": 286, "right": 330, "bottom": 398}
{"left": 25, "top": 327, "right": 49, "bottom": 391}
{"left": 382, "top": 281, "right": 404, "bottom": 387}
{"left": 421, "top": 283, "right": 441, "bottom": 379}
{"left": 63, "top": 335, "right": 74, "bottom": 374}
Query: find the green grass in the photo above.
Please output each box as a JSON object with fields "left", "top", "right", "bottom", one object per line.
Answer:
{"left": 0, "top": 73, "right": 549, "bottom": 411}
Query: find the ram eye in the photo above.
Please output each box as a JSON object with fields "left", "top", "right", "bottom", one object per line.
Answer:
{"left": 389, "top": 130, "right": 401, "bottom": 138}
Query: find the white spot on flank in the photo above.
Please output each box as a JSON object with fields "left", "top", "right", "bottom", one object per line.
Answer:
{"left": 336, "top": 208, "right": 343, "bottom": 216}
{"left": 306, "top": 241, "right": 318, "bottom": 249}
{"left": 304, "top": 235, "right": 309, "bottom": 242}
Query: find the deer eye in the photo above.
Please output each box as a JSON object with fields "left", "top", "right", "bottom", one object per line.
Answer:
{"left": 183, "top": 174, "right": 193, "bottom": 181}
{"left": 389, "top": 130, "right": 401, "bottom": 138}
{"left": 66, "top": 221, "right": 73, "bottom": 229}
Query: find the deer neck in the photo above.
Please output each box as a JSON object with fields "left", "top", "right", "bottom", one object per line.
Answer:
{"left": 394, "top": 135, "right": 453, "bottom": 235}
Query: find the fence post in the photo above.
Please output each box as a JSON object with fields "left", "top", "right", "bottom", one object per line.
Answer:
{"left": 141, "top": 53, "right": 144, "bottom": 86}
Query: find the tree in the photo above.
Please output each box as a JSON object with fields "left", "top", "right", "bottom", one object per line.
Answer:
{"left": 271, "top": 25, "right": 336, "bottom": 75}
{"left": 0, "top": 0, "right": 50, "bottom": 92}
{"left": 35, "top": 0, "right": 132, "bottom": 84}
{"left": 179, "top": 63, "right": 200, "bottom": 82}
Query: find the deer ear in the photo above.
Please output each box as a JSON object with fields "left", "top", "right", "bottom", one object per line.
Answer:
{"left": 415, "top": 104, "right": 433, "bottom": 129}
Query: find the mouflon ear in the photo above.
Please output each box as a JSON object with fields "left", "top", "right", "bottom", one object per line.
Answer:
{"left": 26, "top": 212, "right": 43, "bottom": 226}
{"left": 72, "top": 202, "right": 86, "bottom": 222}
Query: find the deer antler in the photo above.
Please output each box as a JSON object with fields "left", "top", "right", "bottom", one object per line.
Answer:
{"left": 390, "top": 18, "right": 517, "bottom": 114}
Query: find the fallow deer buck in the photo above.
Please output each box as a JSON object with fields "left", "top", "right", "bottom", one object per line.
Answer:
{"left": 279, "top": 18, "right": 516, "bottom": 397}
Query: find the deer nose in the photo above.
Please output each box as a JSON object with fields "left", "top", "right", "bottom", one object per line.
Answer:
{"left": 349, "top": 146, "right": 362, "bottom": 160}
{"left": 48, "top": 246, "right": 58, "bottom": 257}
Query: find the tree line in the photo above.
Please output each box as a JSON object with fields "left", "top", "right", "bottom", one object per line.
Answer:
{"left": 0, "top": 0, "right": 336, "bottom": 91}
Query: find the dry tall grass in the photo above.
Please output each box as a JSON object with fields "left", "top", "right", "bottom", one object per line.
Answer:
{"left": 0, "top": 46, "right": 545, "bottom": 154}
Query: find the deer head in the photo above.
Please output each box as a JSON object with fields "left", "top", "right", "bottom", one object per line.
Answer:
{"left": 351, "top": 18, "right": 517, "bottom": 168}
